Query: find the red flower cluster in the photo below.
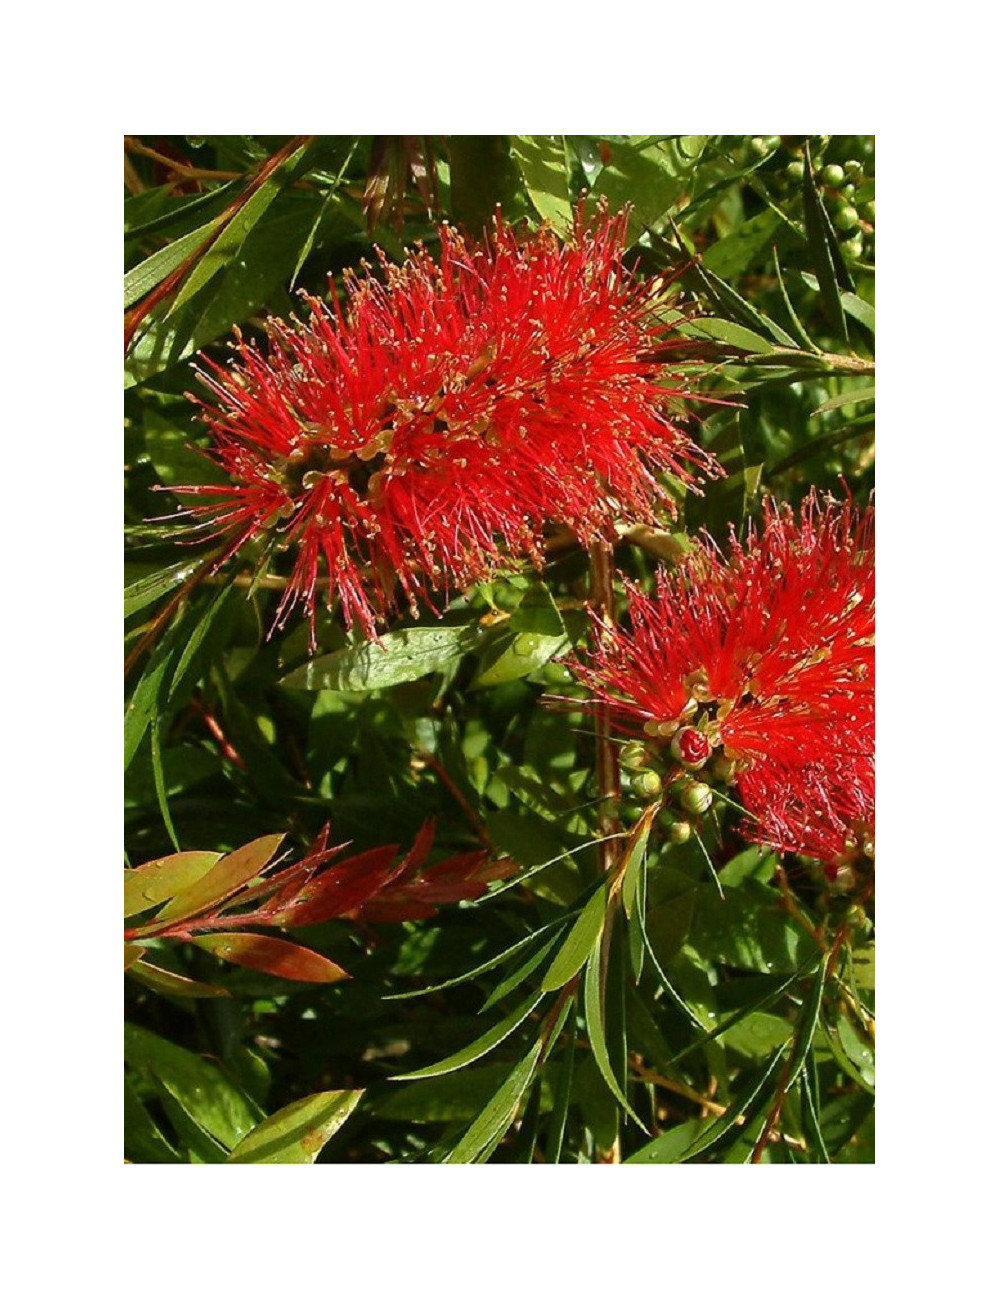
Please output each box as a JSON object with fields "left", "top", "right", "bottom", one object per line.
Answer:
{"left": 571, "top": 494, "right": 874, "bottom": 871}
{"left": 178, "top": 208, "right": 715, "bottom": 638}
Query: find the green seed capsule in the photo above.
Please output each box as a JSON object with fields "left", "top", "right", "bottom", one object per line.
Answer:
{"left": 862, "top": 199, "right": 875, "bottom": 221}
{"left": 787, "top": 159, "right": 805, "bottom": 182}
{"left": 749, "top": 136, "right": 769, "bottom": 158}
{"left": 841, "top": 183, "right": 856, "bottom": 199}
{"left": 844, "top": 159, "right": 863, "bottom": 179}
{"left": 823, "top": 163, "right": 845, "bottom": 187}
{"left": 680, "top": 782, "right": 713, "bottom": 816}
{"left": 843, "top": 236, "right": 864, "bottom": 259}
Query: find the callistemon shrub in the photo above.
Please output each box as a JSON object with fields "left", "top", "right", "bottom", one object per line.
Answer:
{"left": 571, "top": 493, "right": 874, "bottom": 877}
{"left": 176, "top": 207, "right": 718, "bottom": 638}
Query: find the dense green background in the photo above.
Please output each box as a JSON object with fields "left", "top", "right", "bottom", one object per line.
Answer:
{"left": 125, "top": 135, "right": 874, "bottom": 1164}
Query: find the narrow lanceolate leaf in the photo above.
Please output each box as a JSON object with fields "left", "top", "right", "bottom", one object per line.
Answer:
{"left": 620, "top": 803, "right": 658, "bottom": 919}
{"left": 190, "top": 933, "right": 349, "bottom": 983}
{"left": 811, "top": 384, "right": 876, "bottom": 415}
{"left": 783, "top": 954, "right": 832, "bottom": 1093}
{"left": 154, "top": 834, "right": 285, "bottom": 924}
{"left": 227, "top": 1090, "right": 364, "bottom": 1164}
{"left": 540, "top": 884, "right": 608, "bottom": 991}
{"left": 124, "top": 944, "right": 146, "bottom": 970}
{"left": 391, "top": 991, "right": 546, "bottom": 1081}
{"left": 444, "top": 1040, "right": 545, "bottom": 1164}
{"left": 841, "top": 292, "right": 875, "bottom": 335}
{"left": 801, "top": 146, "right": 850, "bottom": 342}
{"left": 583, "top": 949, "right": 647, "bottom": 1131}
{"left": 124, "top": 850, "right": 223, "bottom": 918}
{"left": 168, "top": 138, "right": 315, "bottom": 315}
{"left": 683, "top": 317, "right": 775, "bottom": 354}
{"left": 281, "top": 625, "right": 480, "bottom": 692}
{"left": 627, "top": 1049, "right": 786, "bottom": 1164}
{"left": 127, "top": 960, "right": 230, "bottom": 999}
{"left": 124, "top": 559, "right": 202, "bottom": 619}
{"left": 124, "top": 218, "right": 220, "bottom": 308}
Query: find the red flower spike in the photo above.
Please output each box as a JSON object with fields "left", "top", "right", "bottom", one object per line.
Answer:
{"left": 175, "top": 207, "right": 718, "bottom": 639}
{"left": 570, "top": 493, "right": 874, "bottom": 870}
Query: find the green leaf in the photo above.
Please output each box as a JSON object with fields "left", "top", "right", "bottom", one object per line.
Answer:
{"left": 391, "top": 990, "right": 545, "bottom": 1080}
{"left": 127, "top": 960, "right": 230, "bottom": 999}
{"left": 801, "top": 146, "right": 851, "bottom": 342}
{"left": 511, "top": 135, "right": 573, "bottom": 231}
{"left": 125, "top": 559, "right": 202, "bottom": 620}
{"left": 811, "top": 384, "right": 875, "bottom": 415}
{"left": 582, "top": 947, "right": 646, "bottom": 1130}
{"left": 621, "top": 804, "right": 656, "bottom": 920}
{"left": 684, "top": 317, "right": 775, "bottom": 354}
{"left": 282, "top": 625, "right": 480, "bottom": 691}
{"left": 540, "top": 883, "right": 607, "bottom": 991}
{"left": 624, "top": 1117, "right": 714, "bottom": 1164}
{"left": 154, "top": 833, "right": 285, "bottom": 923}
{"left": 674, "top": 1049, "right": 786, "bottom": 1162}
{"left": 480, "top": 928, "right": 565, "bottom": 1010}
{"left": 124, "top": 1075, "right": 181, "bottom": 1164}
{"left": 124, "top": 218, "right": 219, "bottom": 308}
{"left": 702, "top": 209, "right": 779, "bottom": 280}
{"left": 169, "top": 139, "right": 314, "bottom": 314}
{"left": 124, "top": 850, "right": 223, "bottom": 918}
{"left": 190, "top": 934, "right": 349, "bottom": 983}
{"left": 383, "top": 917, "right": 568, "bottom": 1000}
{"left": 227, "top": 1090, "right": 364, "bottom": 1164}
{"left": 124, "top": 1023, "right": 263, "bottom": 1152}
{"left": 444, "top": 1040, "right": 544, "bottom": 1163}
{"left": 470, "top": 628, "right": 569, "bottom": 688}
{"left": 687, "top": 880, "right": 822, "bottom": 974}
{"left": 841, "top": 291, "right": 875, "bottom": 334}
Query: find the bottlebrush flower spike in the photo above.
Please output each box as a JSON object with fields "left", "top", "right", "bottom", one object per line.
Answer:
{"left": 570, "top": 493, "right": 874, "bottom": 872}
{"left": 174, "top": 206, "right": 718, "bottom": 639}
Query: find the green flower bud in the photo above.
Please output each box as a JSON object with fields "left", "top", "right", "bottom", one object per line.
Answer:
{"left": 632, "top": 770, "right": 662, "bottom": 800}
{"left": 669, "top": 820, "right": 693, "bottom": 845}
{"left": 843, "top": 236, "right": 864, "bottom": 259}
{"left": 823, "top": 163, "right": 845, "bottom": 187}
{"left": 679, "top": 782, "right": 713, "bottom": 816}
{"left": 834, "top": 204, "right": 860, "bottom": 231}
{"left": 861, "top": 199, "right": 875, "bottom": 222}
{"left": 787, "top": 159, "right": 805, "bottom": 182}
{"left": 619, "top": 740, "right": 650, "bottom": 772}
{"left": 749, "top": 136, "right": 769, "bottom": 158}
{"left": 844, "top": 159, "right": 863, "bottom": 179}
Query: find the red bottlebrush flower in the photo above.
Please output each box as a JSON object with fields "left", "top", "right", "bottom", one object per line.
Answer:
{"left": 174, "top": 207, "right": 717, "bottom": 639}
{"left": 570, "top": 493, "right": 874, "bottom": 870}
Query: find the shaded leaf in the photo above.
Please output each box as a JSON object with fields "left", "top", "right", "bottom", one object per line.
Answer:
{"left": 124, "top": 1023, "right": 263, "bottom": 1151}
{"left": 128, "top": 960, "right": 230, "bottom": 999}
{"left": 392, "top": 990, "right": 545, "bottom": 1080}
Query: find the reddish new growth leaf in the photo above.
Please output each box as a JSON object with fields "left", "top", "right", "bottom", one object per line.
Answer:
{"left": 125, "top": 823, "right": 512, "bottom": 981}
{"left": 175, "top": 206, "right": 717, "bottom": 639}
{"left": 570, "top": 493, "right": 874, "bottom": 873}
